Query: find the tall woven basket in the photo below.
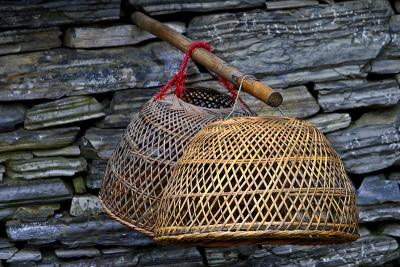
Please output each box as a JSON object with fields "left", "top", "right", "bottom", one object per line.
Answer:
{"left": 99, "top": 87, "right": 252, "bottom": 236}
{"left": 155, "top": 116, "right": 359, "bottom": 246}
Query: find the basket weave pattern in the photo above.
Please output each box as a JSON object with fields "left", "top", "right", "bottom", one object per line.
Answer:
{"left": 99, "top": 87, "right": 252, "bottom": 236}
{"left": 155, "top": 116, "right": 359, "bottom": 245}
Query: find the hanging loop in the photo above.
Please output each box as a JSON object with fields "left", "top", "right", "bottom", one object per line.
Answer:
{"left": 154, "top": 41, "right": 243, "bottom": 101}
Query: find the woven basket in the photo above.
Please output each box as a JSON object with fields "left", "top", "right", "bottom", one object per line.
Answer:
{"left": 155, "top": 116, "right": 359, "bottom": 246}
{"left": 99, "top": 86, "right": 252, "bottom": 236}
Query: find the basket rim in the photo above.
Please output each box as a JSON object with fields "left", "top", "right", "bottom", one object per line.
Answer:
{"left": 154, "top": 229, "right": 359, "bottom": 247}
{"left": 155, "top": 86, "right": 252, "bottom": 115}
{"left": 99, "top": 196, "right": 155, "bottom": 237}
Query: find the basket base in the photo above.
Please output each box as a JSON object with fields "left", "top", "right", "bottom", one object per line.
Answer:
{"left": 99, "top": 197, "right": 155, "bottom": 237}
{"left": 154, "top": 230, "right": 359, "bottom": 247}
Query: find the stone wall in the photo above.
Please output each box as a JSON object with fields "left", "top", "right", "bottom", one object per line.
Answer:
{"left": 0, "top": 0, "right": 400, "bottom": 266}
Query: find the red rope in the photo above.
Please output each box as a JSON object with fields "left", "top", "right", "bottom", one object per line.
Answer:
{"left": 154, "top": 41, "right": 240, "bottom": 100}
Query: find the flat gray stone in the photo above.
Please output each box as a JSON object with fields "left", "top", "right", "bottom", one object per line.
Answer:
{"left": 59, "top": 247, "right": 203, "bottom": 267}
{"left": 0, "top": 151, "right": 33, "bottom": 164}
{"left": 0, "top": 238, "right": 13, "bottom": 249}
{"left": 242, "top": 86, "right": 319, "bottom": 118}
{"left": 316, "top": 79, "right": 400, "bottom": 112}
{"left": 371, "top": 59, "right": 400, "bottom": 74}
{"left": 6, "top": 216, "right": 153, "bottom": 247}
{"left": 188, "top": 1, "right": 392, "bottom": 78}
{"left": 0, "top": 27, "right": 61, "bottom": 55}
{"left": 81, "top": 128, "right": 124, "bottom": 159}
{"left": 245, "top": 235, "right": 399, "bottom": 266}
{"left": 266, "top": 0, "right": 319, "bottom": 10}
{"left": 359, "top": 203, "right": 400, "bottom": 223}
{"left": 86, "top": 160, "right": 107, "bottom": 189}
{"left": 0, "top": 0, "right": 120, "bottom": 29}
{"left": 64, "top": 22, "right": 186, "bottom": 48}
{"left": 70, "top": 195, "right": 103, "bottom": 217}
{"left": 12, "top": 204, "right": 60, "bottom": 223}
{"left": 0, "top": 246, "right": 18, "bottom": 260}
{"left": 33, "top": 145, "right": 80, "bottom": 157}
{"left": 382, "top": 223, "right": 400, "bottom": 238}
{"left": 390, "top": 15, "right": 400, "bottom": 33}
{"left": 6, "top": 248, "right": 41, "bottom": 263}
{"left": 0, "top": 127, "right": 79, "bottom": 153}
{"left": 307, "top": 113, "right": 351, "bottom": 133}
{"left": 327, "top": 104, "right": 400, "bottom": 174}
{"left": 55, "top": 247, "right": 100, "bottom": 258}
{"left": 396, "top": 0, "right": 400, "bottom": 13}
{"left": 0, "top": 164, "right": 4, "bottom": 182}
{"left": 0, "top": 178, "right": 72, "bottom": 208}
{"left": 0, "top": 208, "right": 16, "bottom": 221}
{"left": 5, "top": 157, "right": 87, "bottom": 180}
{"left": 388, "top": 171, "right": 400, "bottom": 180}
{"left": 0, "top": 103, "right": 26, "bottom": 132}
{"left": 129, "top": 0, "right": 264, "bottom": 15}
{"left": 101, "top": 247, "right": 131, "bottom": 255}
{"left": 263, "top": 64, "right": 367, "bottom": 89}
{"left": 0, "top": 42, "right": 200, "bottom": 101}
{"left": 25, "top": 96, "right": 105, "bottom": 130}
{"left": 357, "top": 176, "right": 400, "bottom": 205}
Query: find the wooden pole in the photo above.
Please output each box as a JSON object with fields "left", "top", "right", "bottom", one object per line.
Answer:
{"left": 131, "top": 11, "right": 283, "bottom": 107}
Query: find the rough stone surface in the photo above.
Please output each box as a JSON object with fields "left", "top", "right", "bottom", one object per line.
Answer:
{"left": 0, "top": 127, "right": 79, "bottom": 153}
{"left": 12, "top": 204, "right": 60, "bottom": 223}
{"left": 6, "top": 247, "right": 41, "bottom": 263}
{"left": 32, "top": 145, "right": 81, "bottom": 157}
{"left": 0, "top": 0, "right": 120, "bottom": 29}
{"left": 266, "top": 0, "right": 319, "bottom": 10}
{"left": 0, "top": 42, "right": 199, "bottom": 101}
{"left": 242, "top": 86, "right": 319, "bottom": 118}
{"left": 82, "top": 128, "right": 124, "bottom": 159}
{"left": 0, "top": 151, "right": 33, "bottom": 164}
{"left": 359, "top": 203, "right": 400, "bottom": 223}
{"left": 307, "top": 113, "right": 351, "bottom": 133}
{"left": 327, "top": 104, "right": 400, "bottom": 174}
{"left": 0, "top": 246, "right": 18, "bottom": 260}
{"left": 59, "top": 247, "right": 204, "bottom": 267}
{"left": 371, "top": 59, "right": 400, "bottom": 74}
{"left": 0, "top": 164, "right": 4, "bottom": 182}
{"left": 64, "top": 23, "right": 186, "bottom": 48}
{"left": 188, "top": 1, "right": 392, "bottom": 79}
{"left": 6, "top": 216, "right": 153, "bottom": 247}
{"left": 242, "top": 235, "right": 399, "bottom": 267}
{"left": 382, "top": 223, "right": 400, "bottom": 238}
{"left": 70, "top": 195, "right": 103, "bottom": 217}
{"left": 316, "top": 79, "right": 400, "bottom": 112}
{"left": 0, "top": 27, "right": 61, "bottom": 55}
{"left": 357, "top": 176, "right": 400, "bottom": 205}
{"left": 130, "top": 0, "right": 264, "bottom": 15}
{"left": 0, "top": 178, "right": 72, "bottom": 208}
{"left": 0, "top": 103, "right": 26, "bottom": 133}
{"left": 86, "top": 160, "right": 107, "bottom": 189}
{"left": 72, "top": 176, "right": 87, "bottom": 194}
{"left": 5, "top": 157, "right": 87, "bottom": 180}
{"left": 55, "top": 247, "right": 101, "bottom": 258}
{"left": 25, "top": 96, "right": 105, "bottom": 130}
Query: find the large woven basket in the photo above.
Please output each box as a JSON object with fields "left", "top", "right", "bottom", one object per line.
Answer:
{"left": 155, "top": 116, "right": 359, "bottom": 246}
{"left": 99, "top": 87, "right": 252, "bottom": 236}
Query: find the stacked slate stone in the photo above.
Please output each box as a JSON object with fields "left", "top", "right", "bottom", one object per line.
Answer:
{"left": 0, "top": 0, "right": 399, "bottom": 266}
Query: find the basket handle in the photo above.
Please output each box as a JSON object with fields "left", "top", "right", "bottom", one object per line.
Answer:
{"left": 131, "top": 11, "right": 283, "bottom": 108}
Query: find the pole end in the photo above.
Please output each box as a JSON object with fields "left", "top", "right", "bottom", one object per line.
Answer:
{"left": 267, "top": 92, "right": 283, "bottom": 107}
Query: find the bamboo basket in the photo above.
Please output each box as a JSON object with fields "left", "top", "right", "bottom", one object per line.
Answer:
{"left": 155, "top": 116, "right": 359, "bottom": 246}
{"left": 99, "top": 86, "right": 253, "bottom": 236}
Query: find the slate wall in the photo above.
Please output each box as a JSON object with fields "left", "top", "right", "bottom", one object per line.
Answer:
{"left": 0, "top": 0, "right": 400, "bottom": 266}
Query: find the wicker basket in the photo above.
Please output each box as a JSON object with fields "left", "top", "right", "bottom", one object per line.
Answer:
{"left": 155, "top": 116, "right": 359, "bottom": 246}
{"left": 99, "top": 86, "right": 252, "bottom": 236}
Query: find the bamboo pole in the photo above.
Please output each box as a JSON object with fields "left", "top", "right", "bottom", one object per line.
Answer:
{"left": 131, "top": 11, "right": 283, "bottom": 107}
